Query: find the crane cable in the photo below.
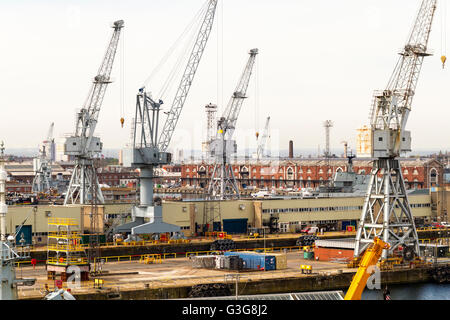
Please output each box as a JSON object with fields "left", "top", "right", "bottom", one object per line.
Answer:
{"left": 441, "top": 0, "right": 447, "bottom": 69}
{"left": 217, "top": 0, "right": 223, "bottom": 112}
{"left": 158, "top": 14, "right": 202, "bottom": 100}
{"left": 254, "top": 51, "right": 260, "bottom": 143}
{"left": 120, "top": 28, "right": 125, "bottom": 128}
{"left": 142, "top": 0, "right": 208, "bottom": 98}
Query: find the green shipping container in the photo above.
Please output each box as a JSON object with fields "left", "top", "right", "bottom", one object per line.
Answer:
{"left": 303, "top": 251, "right": 314, "bottom": 260}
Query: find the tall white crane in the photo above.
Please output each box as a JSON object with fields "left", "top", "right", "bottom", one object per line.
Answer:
{"left": 354, "top": 0, "right": 437, "bottom": 260}
{"left": 64, "top": 20, "right": 124, "bottom": 205}
{"left": 256, "top": 116, "right": 270, "bottom": 161}
{"left": 32, "top": 122, "right": 54, "bottom": 193}
{"left": 207, "top": 49, "right": 259, "bottom": 200}
{"left": 116, "top": 0, "right": 218, "bottom": 236}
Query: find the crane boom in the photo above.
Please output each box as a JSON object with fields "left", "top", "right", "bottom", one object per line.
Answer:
{"left": 371, "top": 1, "right": 436, "bottom": 141}
{"left": 220, "top": 48, "right": 258, "bottom": 141}
{"left": 75, "top": 20, "right": 124, "bottom": 156}
{"left": 344, "top": 237, "right": 390, "bottom": 300}
{"left": 158, "top": 0, "right": 218, "bottom": 152}
{"left": 257, "top": 116, "right": 270, "bottom": 161}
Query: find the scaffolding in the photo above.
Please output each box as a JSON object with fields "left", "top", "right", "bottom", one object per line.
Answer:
{"left": 46, "top": 218, "right": 90, "bottom": 282}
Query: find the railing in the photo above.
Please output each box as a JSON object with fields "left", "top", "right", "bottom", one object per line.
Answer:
{"left": 185, "top": 246, "right": 302, "bottom": 257}
{"left": 47, "top": 217, "right": 78, "bottom": 226}
{"left": 139, "top": 254, "right": 162, "bottom": 264}
{"left": 48, "top": 231, "right": 81, "bottom": 239}
{"left": 46, "top": 257, "right": 88, "bottom": 265}
{"left": 47, "top": 244, "right": 85, "bottom": 252}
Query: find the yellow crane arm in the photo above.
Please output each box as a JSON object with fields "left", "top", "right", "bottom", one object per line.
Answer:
{"left": 344, "top": 237, "right": 390, "bottom": 300}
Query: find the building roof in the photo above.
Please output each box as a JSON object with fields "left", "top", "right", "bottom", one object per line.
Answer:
{"left": 185, "top": 291, "right": 344, "bottom": 300}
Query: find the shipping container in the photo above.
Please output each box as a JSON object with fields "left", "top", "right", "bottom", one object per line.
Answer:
{"left": 224, "top": 251, "right": 276, "bottom": 271}
{"left": 271, "top": 252, "right": 288, "bottom": 270}
{"left": 191, "top": 255, "right": 216, "bottom": 269}
{"left": 223, "top": 219, "right": 248, "bottom": 234}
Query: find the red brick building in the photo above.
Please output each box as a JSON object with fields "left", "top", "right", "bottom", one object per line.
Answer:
{"left": 180, "top": 158, "right": 444, "bottom": 190}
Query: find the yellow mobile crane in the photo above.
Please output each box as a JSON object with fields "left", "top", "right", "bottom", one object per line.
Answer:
{"left": 344, "top": 237, "right": 390, "bottom": 300}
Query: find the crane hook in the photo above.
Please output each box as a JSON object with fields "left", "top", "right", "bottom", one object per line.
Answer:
{"left": 120, "top": 117, "right": 125, "bottom": 128}
{"left": 441, "top": 55, "right": 447, "bottom": 69}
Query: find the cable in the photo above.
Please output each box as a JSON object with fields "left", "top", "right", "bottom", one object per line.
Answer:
{"left": 120, "top": 27, "right": 125, "bottom": 126}
{"left": 158, "top": 14, "right": 202, "bottom": 100}
{"left": 441, "top": 0, "right": 447, "bottom": 68}
{"left": 142, "top": 0, "right": 209, "bottom": 90}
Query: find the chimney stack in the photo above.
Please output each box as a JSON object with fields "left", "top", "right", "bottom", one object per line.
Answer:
{"left": 289, "top": 141, "right": 294, "bottom": 159}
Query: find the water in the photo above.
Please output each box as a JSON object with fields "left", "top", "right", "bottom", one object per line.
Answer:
{"left": 357, "top": 283, "right": 450, "bottom": 300}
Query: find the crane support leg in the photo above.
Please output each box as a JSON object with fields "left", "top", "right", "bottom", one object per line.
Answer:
{"left": 354, "top": 159, "right": 420, "bottom": 259}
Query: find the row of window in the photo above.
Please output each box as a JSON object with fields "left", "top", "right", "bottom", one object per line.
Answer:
{"left": 262, "top": 203, "right": 430, "bottom": 214}
{"left": 262, "top": 206, "right": 364, "bottom": 214}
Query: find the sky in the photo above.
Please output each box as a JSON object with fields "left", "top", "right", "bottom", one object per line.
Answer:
{"left": 0, "top": 0, "right": 449, "bottom": 156}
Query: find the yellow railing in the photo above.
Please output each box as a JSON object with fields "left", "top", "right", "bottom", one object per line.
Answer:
{"left": 185, "top": 246, "right": 302, "bottom": 257}
{"left": 48, "top": 231, "right": 81, "bottom": 239}
{"left": 47, "top": 244, "right": 85, "bottom": 252}
{"left": 46, "top": 257, "right": 88, "bottom": 266}
{"left": 139, "top": 254, "right": 162, "bottom": 264}
{"left": 48, "top": 217, "right": 78, "bottom": 226}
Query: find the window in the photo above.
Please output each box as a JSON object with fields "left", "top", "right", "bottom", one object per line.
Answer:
{"left": 287, "top": 167, "right": 294, "bottom": 180}
{"left": 430, "top": 168, "right": 438, "bottom": 185}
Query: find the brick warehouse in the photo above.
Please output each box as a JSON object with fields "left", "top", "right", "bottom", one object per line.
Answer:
{"left": 179, "top": 158, "right": 444, "bottom": 190}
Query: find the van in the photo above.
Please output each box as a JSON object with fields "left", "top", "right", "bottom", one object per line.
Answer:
{"left": 301, "top": 226, "right": 319, "bottom": 235}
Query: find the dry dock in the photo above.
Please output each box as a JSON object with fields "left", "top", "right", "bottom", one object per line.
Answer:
{"left": 16, "top": 250, "right": 448, "bottom": 300}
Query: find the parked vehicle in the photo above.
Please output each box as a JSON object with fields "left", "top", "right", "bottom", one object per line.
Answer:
{"left": 300, "top": 226, "right": 319, "bottom": 235}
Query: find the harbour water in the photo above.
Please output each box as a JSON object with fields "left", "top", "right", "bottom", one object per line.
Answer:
{"left": 359, "top": 283, "right": 450, "bottom": 300}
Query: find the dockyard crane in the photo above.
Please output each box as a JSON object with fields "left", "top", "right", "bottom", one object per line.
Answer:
{"left": 32, "top": 122, "right": 54, "bottom": 193}
{"left": 256, "top": 116, "right": 270, "bottom": 161}
{"left": 207, "top": 49, "right": 259, "bottom": 200}
{"left": 354, "top": 0, "right": 437, "bottom": 260}
{"left": 64, "top": 20, "right": 124, "bottom": 205}
{"left": 116, "top": 0, "right": 218, "bottom": 236}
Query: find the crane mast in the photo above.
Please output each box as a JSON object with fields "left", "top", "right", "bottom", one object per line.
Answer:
{"left": 64, "top": 20, "right": 124, "bottom": 205}
{"left": 207, "top": 49, "right": 258, "bottom": 200}
{"left": 32, "top": 122, "right": 54, "bottom": 193}
{"left": 116, "top": 0, "right": 218, "bottom": 236}
{"left": 355, "top": 0, "right": 437, "bottom": 260}
{"left": 256, "top": 116, "right": 270, "bottom": 161}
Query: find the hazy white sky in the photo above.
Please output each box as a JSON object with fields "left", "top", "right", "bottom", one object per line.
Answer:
{"left": 0, "top": 0, "right": 449, "bottom": 155}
